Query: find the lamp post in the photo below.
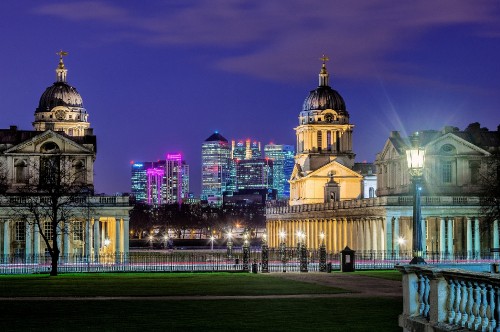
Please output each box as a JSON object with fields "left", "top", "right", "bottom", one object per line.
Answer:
{"left": 210, "top": 235, "right": 215, "bottom": 251}
{"left": 319, "top": 232, "right": 327, "bottom": 272}
{"left": 297, "top": 231, "right": 308, "bottom": 272}
{"left": 279, "top": 231, "right": 287, "bottom": 272}
{"left": 226, "top": 231, "right": 233, "bottom": 259}
{"left": 261, "top": 233, "right": 269, "bottom": 273}
{"left": 242, "top": 232, "right": 250, "bottom": 272}
{"left": 406, "top": 133, "right": 426, "bottom": 264}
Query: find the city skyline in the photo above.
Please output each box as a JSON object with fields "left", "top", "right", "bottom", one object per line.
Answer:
{"left": 1, "top": 1, "right": 499, "bottom": 195}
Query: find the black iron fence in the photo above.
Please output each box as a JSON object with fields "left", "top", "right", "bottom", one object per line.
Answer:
{"left": 0, "top": 249, "right": 498, "bottom": 275}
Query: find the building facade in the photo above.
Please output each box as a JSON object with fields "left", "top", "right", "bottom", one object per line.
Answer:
{"left": 236, "top": 158, "right": 273, "bottom": 190}
{"left": 266, "top": 57, "right": 498, "bottom": 259}
{"left": 0, "top": 53, "right": 130, "bottom": 261}
{"left": 264, "top": 144, "right": 295, "bottom": 198}
{"left": 201, "top": 131, "right": 231, "bottom": 205}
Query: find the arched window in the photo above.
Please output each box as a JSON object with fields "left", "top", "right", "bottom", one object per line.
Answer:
{"left": 14, "top": 159, "right": 28, "bottom": 184}
{"left": 73, "top": 159, "right": 86, "bottom": 184}
{"left": 469, "top": 161, "right": 480, "bottom": 185}
{"left": 317, "top": 131, "right": 322, "bottom": 151}
{"left": 369, "top": 187, "right": 375, "bottom": 198}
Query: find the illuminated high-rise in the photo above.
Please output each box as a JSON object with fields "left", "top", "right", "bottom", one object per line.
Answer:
{"left": 165, "top": 153, "right": 189, "bottom": 204}
{"left": 231, "top": 139, "right": 261, "bottom": 160}
{"left": 264, "top": 144, "right": 295, "bottom": 198}
{"left": 236, "top": 158, "right": 273, "bottom": 190}
{"left": 201, "top": 131, "right": 231, "bottom": 205}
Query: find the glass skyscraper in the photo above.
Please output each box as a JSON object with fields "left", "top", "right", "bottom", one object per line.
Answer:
{"left": 201, "top": 131, "right": 231, "bottom": 205}
{"left": 264, "top": 144, "right": 295, "bottom": 198}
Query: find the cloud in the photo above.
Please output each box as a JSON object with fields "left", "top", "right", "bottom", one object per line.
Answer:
{"left": 34, "top": 0, "right": 500, "bottom": 82}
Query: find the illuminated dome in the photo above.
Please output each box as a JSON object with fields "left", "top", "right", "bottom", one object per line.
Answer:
{"left": 302, "top": 58, "right": 346, "bottom": 112}
{"left": 36, "top": 82, "right": 83, "bottom": 112}
{"left": 35, "top": 51, "right": 84, "bottom": 113}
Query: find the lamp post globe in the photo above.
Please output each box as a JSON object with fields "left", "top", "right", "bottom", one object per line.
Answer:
{"left": 406, "top": 133, "right": 426, "bottom": 265}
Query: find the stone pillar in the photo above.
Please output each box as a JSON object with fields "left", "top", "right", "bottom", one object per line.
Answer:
{"left": 447, "top": 218, "right": 453, "bottom": 259}
{"left": 371, "top": 218, "right": 378, "bottom": 251}
{"left": 332, "top": 219, "right": 337, "bottom": 252}
{"left": 421, "top": 216, "right": 427, "bottom": 257}
{"left": 33, "top": 224, "right": 40, "bottom": 260}
{"left": 393, "top": 217, "right": 400, "bottom": 255}
{"left": 115, "top": 218, "right": 122, "bottom": 263}
{"left": 343, "top": 218, "right": 347, "bottom": 248}
{"left": 493, "top": 220, "right": 499, "bottom": 260}
{"left": 466, "top": 217, "right": 472, "bottom": 260}
{"left": 63, "top": 223, "right": 70, "bottom": 262}
{"left": 3, "top": 221, "right": 10, "bottom": 257}
{"left": 439, "top": 218, "right": 446, "bottom": 259}
{"left": 25, "top": 222, "right": 33, "bottom": 260}
{"left": 93, "top": 218, "right": 100, "bottom": 262}
{"left": 85, "top": 218, "right": 91, "bottom": 260}
{"left": 473, "top": 218, "right": 480, "bottom": 259}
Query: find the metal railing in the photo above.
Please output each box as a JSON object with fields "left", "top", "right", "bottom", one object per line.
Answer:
{"left": 0, "top": 249, "right": 499, "bottom": 275}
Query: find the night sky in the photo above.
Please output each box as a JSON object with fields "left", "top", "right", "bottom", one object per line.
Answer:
{"left": 1, "top": 1, "right": 499, "bottom": 196}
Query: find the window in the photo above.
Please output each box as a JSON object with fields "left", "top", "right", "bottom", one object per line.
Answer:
{"left": 469, "top": 161, "right": 480, "bottom": 185}
{"left": 14, "top": 159, "right": 28, "bottom": 184}
{"left": 40, "top": 156, "right": 60, "bottom": 187}
{"left": 73, "top": 160, "right": 85, "bottom": 183}
{"left": 369, "top": 187, "right": 375, "bottom": 198}
{"left": 73, "top": 221, "right": 83, "bottom": 241}
{"left": 44, "top": 221, "right": 53, "bottom": 241}
{"left": 317, "top": 131, "right": 322, "bottom": 151}
{"left": 442, "top": 161, "right": 452, "bottom": 183}
{"left": 15, "top": 221, "right": 25, "bottom": 241}
{"left": 327, "top": 131, "right": 332, "bottom": 150}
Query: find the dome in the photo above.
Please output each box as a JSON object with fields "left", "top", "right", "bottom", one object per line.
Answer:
{"left": 302, "top": 86, "right": 346, "bottom": 111}
{"left": 36, "top": 82, "right": 83, "bottom": 112}
{"left": 302, "top": 58, "right": 347, "bottom": 112}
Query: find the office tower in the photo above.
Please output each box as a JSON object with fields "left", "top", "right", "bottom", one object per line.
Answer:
{"left": 165, "top": 153, "right": 189, "bottom": 204}
{"left": 236, "top": 158, "right": 273, "bottom": 190}
{"left": 201, "top": 131, "right": 231, "bottom": 205}
{"left": 264, "top": 144, "right": 295, "bottom": 198}
{"left": 231, "top": 139, "right": 261, "bottom": 160}
{"left": 131, "top": 162, "right": 149, "bottom": 203}
{"left": 147, "top": 167, "right": 164, "bottom": 206}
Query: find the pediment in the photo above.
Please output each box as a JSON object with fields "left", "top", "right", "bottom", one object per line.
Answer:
{"left": 299, "top": 160, "right": 363, "bottom": 180}
{"left": 377, "top": 138, "right": 401, "bottom": 162}
{"left": 4, "top": 130, "right": 93, "bottom": 155}
{"left": 426, "top": 133, "right": 490, "bottom": 156}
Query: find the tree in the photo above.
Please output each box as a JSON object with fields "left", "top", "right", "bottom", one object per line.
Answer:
{"left": 7, "top": 155, "right": 93, "bottom": 276}
{"left": 129, "top": 203, "right": 153, "bottom": 239}
{"left": 480, "top": 152, "right": 500, "bottom": 224}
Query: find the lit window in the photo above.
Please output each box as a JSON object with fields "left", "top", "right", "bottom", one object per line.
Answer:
{"left": 442, "top": 161, "right": 452, "bottom": 183}
{"left": 73, "top": 221, "right": 83, "bottom": 241}
{"left": 44, "top": 221, "right": 53, "bottom": 241}
{"left": 15, "top": 221, "right": 26, "bottom": 241}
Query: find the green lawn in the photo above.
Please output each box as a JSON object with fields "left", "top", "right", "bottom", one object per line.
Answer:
{"left": 0, "top": 272, "right": 347, "bottom": 297}
{"left": 0, "top": 272, "right": 402, "bottom": 331}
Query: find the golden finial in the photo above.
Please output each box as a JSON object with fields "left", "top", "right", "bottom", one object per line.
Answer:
{"left": 320, "top": 54, "right": 329, "bottom": 64}
{"left": 56, "top": 50, "right": 69, "bottom": 59}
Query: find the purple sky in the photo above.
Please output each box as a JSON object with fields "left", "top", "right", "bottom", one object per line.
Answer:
{"left": 1, "top": 1, "right": 499, "bottom": 195}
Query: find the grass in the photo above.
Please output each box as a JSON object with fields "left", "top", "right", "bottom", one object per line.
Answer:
{"left": 0, "top": 272, "right": 347, "bottom": 297}
{"left": 0, "top": 272, "right": 402, "bottom": 331}
{"left": 350, "top": 270, "right": 402, "bottom": 281}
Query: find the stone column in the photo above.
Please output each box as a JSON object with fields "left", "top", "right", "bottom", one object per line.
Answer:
{"left": 343, "top": 218, "right": 348, "bottom": 248}
{"left": 85, "top": 218, "right": 91, "bottom": 260}
{"left": 493, "top": 220, "right": 499, "bottom": 260}
{"left": 466, "top": 217, "right": 472, "bottom": 260}
{"left": 421, "top": 216, "right": 427, "bottom": 258}
{"left": 25, "top": 222, "right": 33, "bottom": 261}
{"left": 473, "top": 218, "right": 480, "bottom": 259}
{"left": 3, "top": 221, "right": 10, "bottom": 257}
{"left": 115, "top": 218, "right": 122, "bottom": 263}
{"left": 437, "top": 218, "right": 445, "bottom": 259}
{"left": 33, "top": 224, "right": 40, "bottom": 261}
{"left": 393, "top": 217, "right": 400, "bottom": 255}
{"left": 93, "top": 218, "right": 100, "bottom": 262}
{"left": 63, "top": 223, "right": 70, "bottom": 262}
{"left": 332, "top": 219, "right": 337, "bottom": 252}
{"left": 447, "top": 218, "right": 453, "bottom": 259}
{"left": 371, "top": 218, "right": 378, "bottom": 252}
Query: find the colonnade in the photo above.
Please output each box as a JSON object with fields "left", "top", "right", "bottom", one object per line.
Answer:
{"left": 296, "top": 128, "right": 352, "bottom": 153}
{"left": 0, "top": 216, "right": 129, "bottom": 262}
{"left": 266, "top": 217, "right": 386, "bottom": 252}
{"left": 269, "top": 214, "right": 498, "bottom": 258}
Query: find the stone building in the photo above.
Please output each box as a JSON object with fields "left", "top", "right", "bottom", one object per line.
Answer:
{"left": 266, "top": 59, "right": 499, "bottom": 257}
{"left": 0, "top": 53, "right": 130, "bottom": 261}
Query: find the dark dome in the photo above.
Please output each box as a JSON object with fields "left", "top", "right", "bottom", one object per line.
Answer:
{"left": 302, "top": 86, "right": 346, "bottom": 112}
{"left": 36, "top": 82, "right": 83, "bottom": 112}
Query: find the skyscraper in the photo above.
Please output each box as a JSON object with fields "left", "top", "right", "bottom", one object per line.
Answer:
{"left": 236, "top": 158, "right": 273, "bottom": 190}
{"left": 165, "top": 153, "right": 189, "bottom": 204}
{"left": 264, "top": 144, "right": 295, "bottom": 198}
{"left": 201, "top": 131, "right": 231, "bottom": 205}
{"left": 231, "top": 139, "right": 261, "bottom": 160}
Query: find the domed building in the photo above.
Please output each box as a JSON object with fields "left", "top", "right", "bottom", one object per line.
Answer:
{"left": 289, "top": 57, "right": 362, "bottom": 206}
{"left": 33, "top": 52, "right": 90, "bottom": 136}
{"left": 0, "top": 52, "right": 130, "bottom": 269}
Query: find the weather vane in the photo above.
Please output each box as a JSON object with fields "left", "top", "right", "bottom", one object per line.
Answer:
{"left": 56, "top": 50, "right": 68, "bottom": 60}
{"left": 320, "top": 54, "right": 329, "bottom": 64}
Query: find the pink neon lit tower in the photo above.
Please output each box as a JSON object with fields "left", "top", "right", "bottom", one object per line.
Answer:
{"left": 147, "top": 168, "right": 164, "bottom": 206}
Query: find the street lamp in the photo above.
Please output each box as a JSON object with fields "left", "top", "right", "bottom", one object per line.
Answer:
{"left": 406, "top": 133, "right": 426, "bottom": 264}
{"left": 210, "top": 236, "right": 215, "bottom": 251}
{"left": 226, "top": 231, "right": 233, "bottom": 259}
{"left": 279, "top": 231, "right": 287, "bottom": 272}
{"left": 319, "top": 232, "right": 327, "bottom": 272}
{"left": 242, "top": 232, "right": 250, "bottom": 272}
{"left": 261, "top": 233, "right": 269, "bottom": 273}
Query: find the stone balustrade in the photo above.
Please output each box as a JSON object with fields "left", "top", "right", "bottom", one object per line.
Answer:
{"left": 397, "top": 264, "right": 500, "bottom": 332}
{"left": 0, "top": 195, "right": 130, "bottom": 207}
{"left": 266, "top": 196, "right": 480, "bottom": 215}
